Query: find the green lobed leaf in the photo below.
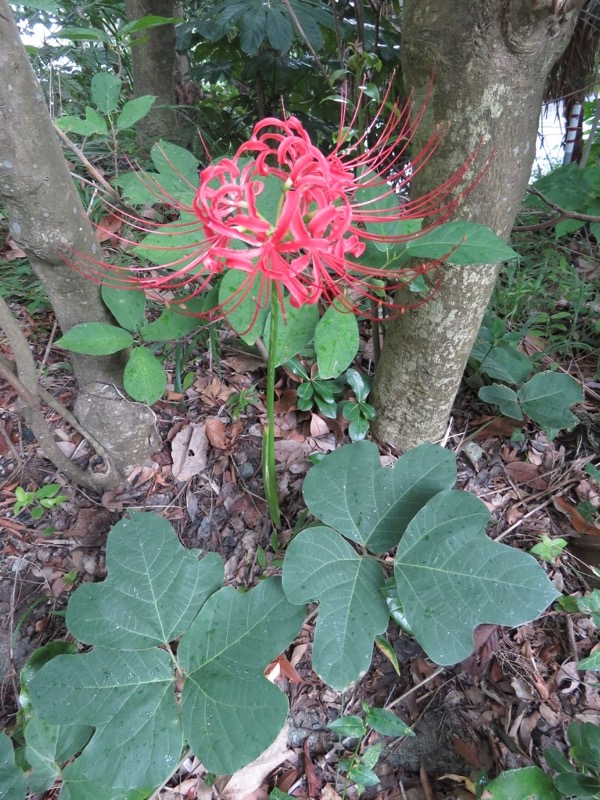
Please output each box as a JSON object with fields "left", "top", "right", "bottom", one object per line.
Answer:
{"left": 219, "top": 269, "right": 269, "bottom": 345}
{"left": 405, "top": 221, "right": 519, "bottom": 265}
{"left": 517, "top": 371, "right": 583, "bottom": 429}
{"left": 282, "top": 526, "right": 389, "bottom": 690}
{"left": 66, "top": 511, "right": 224, "bottom": 649}
{"left": 302, "top": 440, "right": 457, "bottom": 553}
{"left": 482, "top": 766, "right": 561, "bottom": 800}
{"left": 28, "top": 648, "right": 182, "bottom": 792}
{"left": 91, "top": 72, "right": 122, "bottom": 115}
{"left": 123, "top": 346, "right": 167, "bottom": 404}
{"left": 265, "top": 4, "right": 293, "bottom": 52}
{"left": 265, "top": 300, "right": 320, "bottom": 366}
{"left": 116, "top": 95, "right": 156, "bottom": 130}
{"left": 315, "top": 301, "right": 359, "bottom": 379}
{"left": 101, "top": 283, "right": 146, "bottom": 331}
{"left": 24, "top": 716, "right": 92, "bottom": 793}
{"left": 0, "top": 731, "right": 26, "bottom": 800}
{"left": 395, "top": 490, "right": 559, "bottom": 665}
{"left": 179, "top": 578, "right": 304, "bottom": 774}
{"left": 55, "top": 323, "right": 133, "bottom": 355}
{"left": 478, "top": 384, "right": 523, "bottom": 420}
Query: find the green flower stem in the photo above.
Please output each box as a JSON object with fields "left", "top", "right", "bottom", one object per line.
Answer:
{"left": 263, "top": 290, "right": 281, "bottom": 527}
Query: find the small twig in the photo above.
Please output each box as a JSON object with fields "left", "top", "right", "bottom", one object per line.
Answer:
{"left": 494, "top": 496, "right": 555, "bottom": 542}
{"left": 53, "top": 123, "right": 120, "bottom": 199}
{"left": 386, "top": 666, "right": 445, "bottom": 710}
{"left": 565, "top": 613, "right": 579, "bottom": 663}
{"left": 37, "top": 317, "right": 58, "bottom": 376}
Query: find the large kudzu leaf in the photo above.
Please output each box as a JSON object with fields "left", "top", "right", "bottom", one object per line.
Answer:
{"left": 395, "top": 490, "right": 559, "bottom": 665}
{"left": 28, "top": 648, "right": 182, "bottom": 793}
{"left": 24, "top": 716, "right": 93, "bottom": 793}
{"left": 517, "top": 371, "right": 583, "bottom": 429}
{"left": 0, "top": 731, "right": 26, "bottom": 800}
{"left": 302, "top": 441, "right": 457, "bottom": 553}
{"left": 66, "top": 512, "right": 223, "bottom": 649}
{"left": 179, "top": 578, "right": 304, "bottom": 774}
{"left": 470, "top": 340, "right": 533, "bottom": 386}
{"left": 282, "top": 527, "right": 388, "bottom": 690}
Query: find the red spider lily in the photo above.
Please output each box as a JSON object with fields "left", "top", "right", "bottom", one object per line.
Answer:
{"left": 79, "top": 88, "right": 480, "bottom": 319}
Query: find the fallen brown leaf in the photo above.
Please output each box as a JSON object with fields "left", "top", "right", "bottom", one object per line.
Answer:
{"left": 171, "top": 423, "right": 208, "bottom": 481}
{"left": 205, "top": 416, "right": 228, "bottom": 449}
{"left": 553, "top": 496, "right": 600, "bottom": 534}
{"left": 504, "top": 461, "right": 548, "bottom": 490}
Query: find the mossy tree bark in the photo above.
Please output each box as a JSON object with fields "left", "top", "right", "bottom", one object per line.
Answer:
{"left": 0, "top": 0, "right": 159, "bottom": 485}
{"left": 124, "top": 0, "right": 180, "bottom": 145}
{"left": 372, "top": 0, "right": 584, "bottom": 449}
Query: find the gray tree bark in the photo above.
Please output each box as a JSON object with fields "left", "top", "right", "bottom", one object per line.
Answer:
{"left": 124, "top": 0, "right": 180, "bottom": 145}
{"left": 0, "top": 0, "right": 159, "bottom": 484}
{"left": 372, "top": 0, "right": 585, "bottom": 449}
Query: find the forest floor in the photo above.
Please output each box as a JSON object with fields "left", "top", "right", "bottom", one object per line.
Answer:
{"left": 1, "top": 274, "right": 599, "bottom": 799}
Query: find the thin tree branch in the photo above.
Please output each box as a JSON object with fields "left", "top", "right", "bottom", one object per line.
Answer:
{"left": 0, "top": 294, "right": 119, "bottom": 488}
{"left": 527, "top": 184, "right": 600, "bottom": 222}
{"left": 280, "top": 0, "right": 328, "bottom": 81}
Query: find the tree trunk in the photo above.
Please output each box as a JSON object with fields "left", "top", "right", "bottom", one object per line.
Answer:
{"left": 124, "top": 0, "right": 180, "bottom": 145}
{"left": 0, "top": 0, "right": 159, "bottom": 484}
{"left": 372, "top": 0, "right": 584, "bottom": 449}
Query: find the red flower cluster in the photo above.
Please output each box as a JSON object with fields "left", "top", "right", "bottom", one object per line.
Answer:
{"left": 83, "top": 91, "right": 478, "bottom": 318}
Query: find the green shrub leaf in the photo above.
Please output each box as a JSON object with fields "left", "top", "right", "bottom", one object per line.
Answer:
{"left": 91, "top": 72, "right": 121, "bottom": 115}
{"left": 478, "top": 384, "right": 523, "bottom": 420}
{"left": 395, "top": 491, "right": 559, "bottom": 665}
{"left": 116, "top": 95, "right": 156, "bottom": 130}
{"left": 123, "top": 347, "right": 167, "bottom": 404}
{"left": 219, "top": 269, "right": 269, "bottom": 345}
{"left": 405, "top": 221, "right": 519, "bottom": 265}
{"left": 101, "top": 283, "right": 146, "bottom": 331}
{"left": 265, "top": 299, "right": 319, "bottom": 366}
{"left": 365, "top": 707, "right": 414, "bottom": 738}
{"left": 140, "top": 298, "right": 206, "bottom": 341}
{"left": 517, "top": 371, "right": 583, "bottom": 429}
{"left": 179, "top": 578, "right": 305, "bottom": 774}
{"left": 302, "top": 441, "right": 457, "bottom": 553}
{"left": 315, "top": 301, "right": 359, "bottom": 379}
{"left": 471, "top": 341, "right": 533, "bottom": 385}
{"left": 282, "top": 526, "right": 388, "bottom": 690}
{"left": 55, "top": 323, "right": 133, "bottom": 355}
